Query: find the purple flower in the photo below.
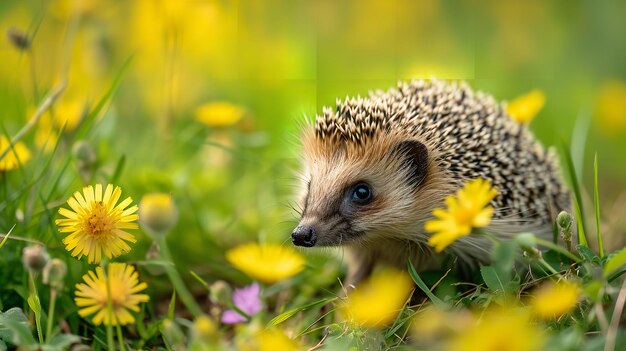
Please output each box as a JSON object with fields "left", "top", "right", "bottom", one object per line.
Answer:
{"left": 221, "top": 282, "right": 262, "bottom": 324}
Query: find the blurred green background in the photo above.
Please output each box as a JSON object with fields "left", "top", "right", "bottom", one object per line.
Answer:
{"left": 1, "top": 0, "right": 626, "bottom": 278}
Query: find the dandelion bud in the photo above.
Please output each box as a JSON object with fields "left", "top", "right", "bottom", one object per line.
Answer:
{"left": 15, "top": 208, "right": 24, "bottom": 222}
{"left": 557, "top": 211, "right": 573, "bottom": 238}
{"left": 193, "top": 315, "right": 218, "bottom": 342}
{"left": 72, "top": 140, "right": 97, "bottom": 168}
{"left": 43, "top": 258, "right": 67, "bottom": 291}
{"left": 209, "top": 280, "right": 232, "bottom": 305}
{"left": 522, "top": 247, "right": 542, "bottom": 260}
{"left": 7, "top": 27, "right": 30, "bottom": 50}
{"left": 22, "top": 245, "right": 50, "bottom": 272}
{"left": 139, "top": 193, "right": 178, "bottom": 237}
{"left": 515, "top": 233, "right": 537, "bottom": 251}
{"left": 557, "top": 211, "right": 574, "bottom": 252}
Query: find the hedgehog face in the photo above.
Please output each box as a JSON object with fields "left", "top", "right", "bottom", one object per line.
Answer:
{"left": 292, "top": 136, "right": 429, "bottom": 248}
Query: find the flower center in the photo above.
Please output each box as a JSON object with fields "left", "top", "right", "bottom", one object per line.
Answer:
{"left": 487, "top": 339, "right": 512, "bottom": 351}
{"left": 109, "top": 285, "right": 126, "bottom": 309}
{"left": 454, "top": 207, "right": 477, "bottom": 227}
{"left": 84, "top": 201, "right": 114, "bottom": 237}
{"left": 97, "top": 279, "right": 127, "bottom": 311}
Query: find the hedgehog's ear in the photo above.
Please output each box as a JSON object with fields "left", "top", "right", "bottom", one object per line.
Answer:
{"left": 392, "top": 140, "right": 429, "bottom": 188}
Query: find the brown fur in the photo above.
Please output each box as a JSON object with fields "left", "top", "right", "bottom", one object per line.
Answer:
{"left": 298, "top": 128, "right": 460, "bottom": 285}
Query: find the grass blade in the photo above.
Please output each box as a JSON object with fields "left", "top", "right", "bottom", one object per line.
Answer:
{"left": 407, "top": 261, "right": 446, "bottom": 308}
{"left": 604, "top": 247, "right": 626, "bottom": 277}
{"left": 268, "top": 297, "right": 337, "bottom": 327}
{"left": 560, "top": 140, "right": 588, "bottom": 246}
{"left": 0, "top": 224, "right": 16, "bottom": 250}
{"left": 189, "top": 270, "right": 211, "bottom": 292}
{"left": 110, "top": 155, "right": 126, "bottom": 185}
{"left": 76, "top": 55, "right": 134, "bottom": 137}
{"left": 167, "top": 291, "right": 176, "bottom": 320}
{"left": 594, "top": 153, "right": 604, "bottom": 257}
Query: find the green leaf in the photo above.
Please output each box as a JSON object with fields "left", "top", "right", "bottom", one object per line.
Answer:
{"left": 268, "top": 297, "right": 336, "bottom": 327}
{"left": 27, "top": 295, "right": 41, "bottom": 315}
{"left": 42, "top": 334, "right": 80, "bottom": 351}
{"left": 583, "top": 280, "right": 603, "bottom": 302}
{"left": 492, "top": 241, "right": 516, "bottom": 282}
{"left": 608, "top": 269, "right": 626, "bottom": 283}
{"left": 577, "top": 245, "right": 599, "bottom": 264}
{"left": 560, "top": 141, "right": 588, "bottom": 246}
{"left": 480, "top": 266, "right": 511, "bottom": 294}
{"left": 593, "top": 153, "right": 604, "bottom": 257}
{"left": 407, "top": 261, "right": 446, "bottom": 308}
{"left": 604, "top": 247, "right": 626, "bottom": 277}
{"left": 167, "top": 291, "right": 176, "bottom": 320}
{"left": 0, "top": 308, "right": 35, "bottom": 346}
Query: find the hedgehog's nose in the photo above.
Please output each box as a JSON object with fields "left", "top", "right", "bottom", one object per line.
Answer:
{"left": 291, "top": 225, "right": 317, "bottom": 247}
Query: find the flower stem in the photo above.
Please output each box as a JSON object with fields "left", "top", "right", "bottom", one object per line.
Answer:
{"left": 106, "top": 324, "right": 114, "bottom": 351}
{"left": 539, "top": 258, "right": 560, "bottom": 276}
{"left": 116, "top": 324, "right": 126, "bottom": 351}
{"left": 105, "top": 266, "right": 115, "bottom": 351}
{"left": 28, "top": 47, "right": 39, "bottom": 101}
{"left": 157, "top": 237, "right": 203, "bottom": 317}
{"left": 535, "top": 238, "right": 582, "bottom": 263}
{"left": 227, "top": 302, "right": 252, "bottom": 321}
{"left": 28, "top": 272, "right": 43, "bottom": 344}
{"left": 0, "top": 82, "right": 66, "bottom": 162}
{"left": 45, "top": 289, "right": 57, "bottom": 342}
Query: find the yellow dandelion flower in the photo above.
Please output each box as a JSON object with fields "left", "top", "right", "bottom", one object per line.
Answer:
{"left": 53, "top": 99, "right": 85, "bottom": 132}
{"left": 530, "top": 280, "right": 580, "bottom": 319}
{"left": 237, "top": 329, "right": 299, "bottom": 351}
{"left": 412, "top": 307, "right": 448, "bottom": 337}
{"left": 426, "top": 179, "right": 497, "bottom": 252}
{"left": 412, "top": 307, "right": 475, "bottom": 340}
{"left": 447, "top": 307, "right": 544, "bottom": 351}
{"left": 0, "top": 136, "right": 31, "bottom": 171}
{"left": 225, "top": 243, "right": 305, "bottom": 284}
{"left": 51, "top": 0, "right": 102, "bottom": 19}
{"left": 55, "top": 184, "right": 139, "bottom": 264}
{"left": 192, "top": 315, "right": 218, "bottom": 342}
{"left": 506, "top": 89, "right": 546, "bottom": 124}
{"left": 595, "top": 79, "right": 626, "bottom": 135}
{"left": 255, "top": 329, "right": 299, "bottom": 351}
{"left": 341, "top": 269, "right": 413, "bottom": 329}
{"left": 195, "top": 102, "right": 246, "bottom": 128}
{"left": 75, "top": 263, "right": 149, "bottom": 326}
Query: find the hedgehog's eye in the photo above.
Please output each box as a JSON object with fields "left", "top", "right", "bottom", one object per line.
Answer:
{"left": 351, "top": 183, "right": 372, "bottom": 204}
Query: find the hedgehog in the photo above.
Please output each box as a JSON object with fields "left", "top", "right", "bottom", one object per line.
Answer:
{"left": 291, "top": 79, "right": 570, "bottom": 286}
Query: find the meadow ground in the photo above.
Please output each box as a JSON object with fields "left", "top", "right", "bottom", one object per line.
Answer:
{"left": 1, "top": 1, "right": 626, "bottom": 350}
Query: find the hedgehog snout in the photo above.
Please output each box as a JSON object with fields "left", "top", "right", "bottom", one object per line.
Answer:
{"left": 292, "top": 225, "right": 317, "bottom": 247}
